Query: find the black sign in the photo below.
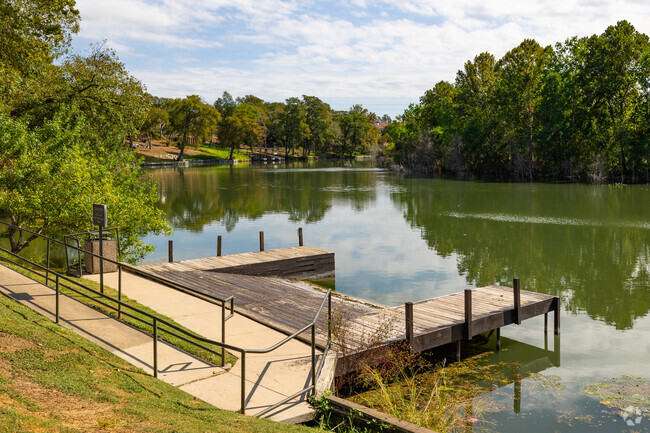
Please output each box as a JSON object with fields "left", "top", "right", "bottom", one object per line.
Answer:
{"left": 93, "top": 203, "right": 107, "bottom": 227}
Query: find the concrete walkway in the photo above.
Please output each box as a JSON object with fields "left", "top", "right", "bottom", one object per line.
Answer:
{"left": 0, "top": 264, "right": 324, "bottom": 423}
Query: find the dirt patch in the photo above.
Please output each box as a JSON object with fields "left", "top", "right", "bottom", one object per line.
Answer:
{"left": 132, "top": 140, "right": 204, "bottom": 160}
{"left": 0, "top": 332, "right": 38, "bottom": 353}
{"left": 6, "top": 374, "right": 142, "bottom": 432}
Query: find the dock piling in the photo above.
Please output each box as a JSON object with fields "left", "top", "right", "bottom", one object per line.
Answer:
{"left": 496, "top": 328, "right": 501, "bottom": 351}
{"left": 405, "top": 302, "right": 414, "bottom": 349}
{"left": 217, "top": 235, "right": 222, "bottom": 257}
{"left": 464, "top": 289, "right": 473, "bottom": 340}
{"left": 554, "top": 297, "right": 560, "bottom": 335}
{"left": 513, "top": 278, "right": 521, "bottom": 325}
{"left": 298, "top": 227, "right": 303, "bottom": 247}
{"left": 259, "top": 231, "right": 264, "bottom": 252}
{"left": 168, "top": 240, "right": 173, "bottom": 263}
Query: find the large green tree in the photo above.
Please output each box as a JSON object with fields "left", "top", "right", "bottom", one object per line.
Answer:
{"left": 0, "top": 0, "right": 171, "bottom": 261}
{"left": 168, "top": 95, "right": 220, "bottom": 160}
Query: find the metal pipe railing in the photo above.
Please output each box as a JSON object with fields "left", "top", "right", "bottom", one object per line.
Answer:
{"left": 0, "top": 221, "right": 332, "bottom": 417}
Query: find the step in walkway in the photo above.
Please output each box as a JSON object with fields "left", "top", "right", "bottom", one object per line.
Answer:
{"left": 0, "top": 264, "right": 322, "bottom": 423}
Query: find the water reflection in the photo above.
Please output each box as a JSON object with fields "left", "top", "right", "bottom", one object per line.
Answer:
{"left": 389, "top": 179, "right": 650, "bottom": 330}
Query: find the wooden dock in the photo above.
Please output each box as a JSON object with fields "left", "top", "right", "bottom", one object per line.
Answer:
{"left": 161, "top": 246, "right": 334, "bottom": 279}
{"left": 131, "top": 248, "right": 559, "bottom": 376}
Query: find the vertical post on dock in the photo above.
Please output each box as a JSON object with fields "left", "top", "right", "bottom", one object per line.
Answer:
{"left": 405, "top": 302, "right": 414, "bottom": 350}
{"left": 513, "top": 278, "right": 521, "bottom": 325}
{"left": 554, "top": 297, "right": 560, "bottom": 335}
{"left": 217, "top": 235, "right": 222, "bottom": 257}
{"left": 496, "top": 328, "right": 501, "bottom": 351}
{"left": 259, "top": 231, "right": 264, "bottom": 252}
{"left": 168, "top": 240, "right": 173, "bottom": 263}
{"left": 464, "top": 289, "right": 473, "bottom": 340}
{"left": 298, "top": 227, "right": 303, "bottom": 247}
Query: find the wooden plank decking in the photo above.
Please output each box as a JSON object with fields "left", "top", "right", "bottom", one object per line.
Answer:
{"left": 131, "top": 248, "right": 559, "bottom": 376}
{"left": 160, "top": 246, "right": 334, "bottom": 279}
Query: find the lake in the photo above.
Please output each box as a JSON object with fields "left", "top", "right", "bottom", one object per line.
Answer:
{"left": 142, "top": 161, "right": 650, "bottom": 432}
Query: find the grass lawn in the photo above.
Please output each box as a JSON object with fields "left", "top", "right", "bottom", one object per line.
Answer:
{"left": 0, "top": 289, "right": 317, "bottom": 433}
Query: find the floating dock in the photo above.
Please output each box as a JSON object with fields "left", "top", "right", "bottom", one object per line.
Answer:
{"left": 132, "top": 247, "right": 559, "bottom": 376}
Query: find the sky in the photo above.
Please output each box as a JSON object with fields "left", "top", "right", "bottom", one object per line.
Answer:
{"left": 71, "top": 0, "right": 650, "bottom": 118}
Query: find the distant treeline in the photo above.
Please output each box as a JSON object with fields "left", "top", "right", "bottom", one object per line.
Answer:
{"left": 380, "top": 21, "right": 650, "bottom": 183}
{"left": 143, "top": 93, "right": 387, "bottom": 160}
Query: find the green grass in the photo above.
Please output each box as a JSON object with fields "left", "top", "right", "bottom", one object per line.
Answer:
{"left": 0, "top": 257, "right": 236, "bottom": 367}
{"left": 185, "top": 145, "right": 250, "bottom": 161}
{"left": 0, "top": 292, "right": 317, "bottom": 433}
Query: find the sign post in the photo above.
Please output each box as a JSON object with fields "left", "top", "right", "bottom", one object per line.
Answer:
{"left": 93, "top": 204, "right": 107, "bottom": 294}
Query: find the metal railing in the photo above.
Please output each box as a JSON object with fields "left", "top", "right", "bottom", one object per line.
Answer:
{"left": 0, "top": 221, "right": 331, "bottom": 416}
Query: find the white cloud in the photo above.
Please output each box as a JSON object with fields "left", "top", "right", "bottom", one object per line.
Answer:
{"left": 72, "top": 0, "right": 650, "bottom": 117}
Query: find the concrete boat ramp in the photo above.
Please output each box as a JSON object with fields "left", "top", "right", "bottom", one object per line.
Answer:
{"left": 1, "top": 245, "right": 559, "bottom": 424}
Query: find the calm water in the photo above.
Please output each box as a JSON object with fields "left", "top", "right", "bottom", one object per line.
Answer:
{"left": 141, "top": 161, "right": 650, "bottom": 432}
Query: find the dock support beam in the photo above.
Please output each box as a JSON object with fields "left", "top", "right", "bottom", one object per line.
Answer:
{"left": 513, "top": 278, "right": 521, "bottom": 325}
{"left": 298, "top": 227, "right": 303, "bottom": 247}
{"left": 168, "top": 240, "right": 173, "bottom": 263}
{"left": 259, "top": 231, "right": 264, "bottom": 251}
{"left": 554, "top": 297, "right": 560, "bottom": 335}
{"left": 464, "top": 289, "right": 473, "bottom": 340}
{"left": 217, "top": 235, "right": 222, "bottom": 256}
{"left": 496, "top": 328, "right": 501, "bottom": 351}
{"left": 405, "top": 302, "right": 413, "bottom": 350}
{"left": 456, "top": 341, "right": 461, "bottom": 361}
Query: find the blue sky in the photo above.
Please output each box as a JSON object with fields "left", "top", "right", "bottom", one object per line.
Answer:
{"left": 71, "top": 0, "right": 650, "bottom": 118}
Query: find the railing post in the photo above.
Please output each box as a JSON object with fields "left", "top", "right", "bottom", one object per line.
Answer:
{"left": 221, "top": 302, "right": 226, "bottom": 367}
{"left": 217, "top": 235, "right": 222, "bottom": 257}
{"left": 168, "top": 240, "right": 173, "bottom": 263}
{"left": 55, "top": 274, "right": 60, "bottom": 324}
{"left": 405, "top": 302, "right": 414, "bottom": 349}
{"left": 153, "top": 318, "right": 158, "bottom": 378}
{"left": 311, "top": 324, "right": 316, "bottom": 394}
{"left": 99, "top": 226, "right": 104, "bottom": 294}
{"left": 46, "top": 239, "right": 50, "bottom": 286}
{"left": 241, "top": 351, "right": 246, "bottom": 414}
{"left": 259, "top": 231, "right": 264, "bottom": 252}
{"left": 464, "top": 289, "right": 472, "bottom": 340}
{"left": 298, "top": 227, "right": 303, "bottom": 247}
{"left": 513, "top": 278, "right": 521, "bottom": 325}
{"left": 118, "top": 266, "right": 122, "bottom": 319}
{"left": 327, "top": 291, "right": 332, "bottom": 344}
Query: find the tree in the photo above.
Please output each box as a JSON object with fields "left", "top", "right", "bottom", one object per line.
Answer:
{"left": 280, "top": 97, "right": 308, "bottom": 157}
{"left": 169, "top": 95, "right": 220, "bottom": 160}
{"left": 0, "top": 108, "right": 171, "bottom": 261}
{"left": 496, "top": 39, "right": 552, "bottom": 180}
{"left": 578, "top": 21, "right": 650, "bottom": 182}
{"left": 0, "top": 0, "right": 79, "bottom": 74}
{"left": 140, "top": 94, "right": 169, "bottom": 149}
{"left": 336, "top": 105, "right": 377, "bottom": 158}
{"left": 217, "top": 102, "right": 265, "bottom": 159}
{"left": 302, "top": 95, "right": 333, "bottom": 156}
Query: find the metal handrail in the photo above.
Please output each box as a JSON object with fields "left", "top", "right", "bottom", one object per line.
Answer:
{"left": 0, "top": 221, "right": 332, "bottom": 416}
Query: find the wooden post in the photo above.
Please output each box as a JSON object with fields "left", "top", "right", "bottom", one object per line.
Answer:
{"left": 217, "top": 235, "right": 222, "bottom": 257}
{"left": 464, "top": 289, "right": 472, "bottom": 340}
{"left": 456, "top": 340, "right": 461, "bottom": 361}
{"left": 513, "top": 278, "right": 521, "bottom": 325}
{"left": 496, "top": 328, "right": 501, "bottom": 351}
{"left": 554, "top": 297, "right": 560, "bottom": 335}
{"left": 405, "top": 302, "right": 414, "bottom": 349}
{"left": 259, "top": 231, "right": 264, "bottom": 251}
{"left": 298, "top": 227, "right": 303, "bottom": 247}
{"left": 168, "top": 240, "right": 173, "bottom": 263}
{"left": 544, "top": 312, "right": 548, "bottom": 333}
